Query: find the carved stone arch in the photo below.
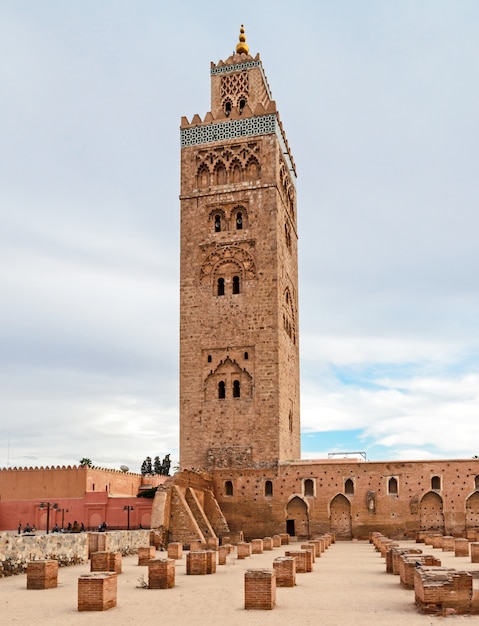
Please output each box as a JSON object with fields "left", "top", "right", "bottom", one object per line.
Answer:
{"left": 286, "top": 495, "right": 309, "bottom": 539}
{"left": 419, "top": 491, "right": 445, "bottom": 532}
{"left": 229, "top": 159, "right": 243, "bottom": 184}
{"left": 213, "top": 160, "right": 227, "bottom": 185}
{"left": 221, "top": 149, "right": 233, "bottom": 163}
{"left": 222, "top": 97, "right": 233, "bottom": 117}
{"left": 465, "top": 491, "right": 479, "bottom": 530}
{"left": 288, "top": 186, "right": 295, "bottom": 218}
{"left": 245, "top": 157, "right": 260, "bottom": 181}
{"left": 213, "top": 257, "right": 244, "bottom": 281}
{"left": 200, "top": 244, "right": 256, "bottom": 286}
{"left": 236, "top": 92, "right": 248, "bottom": 113}
{"left": 232, "top": 204, "right": 248, "bottom": 230}
{"left": 283, "top": 287, "right": 295, "bottom": 318}
{"left": 209, "top": 208, "right": 226, "bottom": 233}
{"left": 203, "top": 355, "right": 253, "bottom": 402}
{"left": 197, "top": 164, "right": 210, "bottom": 188}
{"left": 329, "top": 494, "right": 352, "bottom": 540}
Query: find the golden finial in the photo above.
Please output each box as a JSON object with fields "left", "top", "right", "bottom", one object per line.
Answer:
{"left": 236, "top": 24, "right": 249, "bottom": 55}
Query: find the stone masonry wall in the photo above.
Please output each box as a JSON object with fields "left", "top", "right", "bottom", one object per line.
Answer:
{"left": 0, "top": 530, "right": 151, "bottom": 577}
{"left": 212, "top": 458, "right": 479, "bottom": 540}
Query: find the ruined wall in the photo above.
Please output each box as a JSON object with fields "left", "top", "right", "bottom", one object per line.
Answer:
{"left": 0, "top": 531, "right": 88, "bottom": 577}
{"left": 0, "top": 530, "right": 151, "bottom": 577}
{"left": 211, "top": 459, "right": 479, "bottom": 540}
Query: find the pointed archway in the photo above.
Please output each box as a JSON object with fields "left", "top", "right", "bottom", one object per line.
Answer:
{"left": 330, "top": 494, "right": 352, "bottom": 540}
{"left": 286, "top": 495, "right": 309, "bottom": 539}
{"left": 419, "top": 491, "right": 445, "bottom": 532}
{"left": 466, "top": 491, "right": 479, "bottom": 530}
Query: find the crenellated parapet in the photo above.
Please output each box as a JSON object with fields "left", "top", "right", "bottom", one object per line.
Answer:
{"left": 0, "top": 464, "right": 139, "bottom": 475}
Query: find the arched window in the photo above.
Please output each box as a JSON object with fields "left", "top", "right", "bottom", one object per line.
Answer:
{"left": 215, "top": 164, "right": 227, "bottom": 185}
{"left": 198, "top": 166, "right": 209, "bottom": 188}
{"left": 233, "top": 380, "right": 240, "bottom": 398}
{"left": 246, "top": 160, "right": 259, "bottom": 180}
{"left": 239, "top": 97, "right": 246, "bottom": 114}
{"left": 218, "top": 381, "right": 226, "bottom": 399}
{"left": 265, "top": 480, "right": 273, "bottom": 497}
{"left": 244, "top": 351, "right": 248, "bottom": 360}
{"left": 475, "top": 475, "right": 479, "bottom": 490}
{"left": 214, "top": 214, "right": 221, "bottom": 232}
{"left": 232, "top": 275, "right": 240, "bottom": 294}
{"left": 388, "top": 477, "right": 398, "bottom": 495}
{"left": 217, "top": 278, "right": 225, "bottom": 296}
{"left": 304, "top": 478, "right": 314, "bottom": 497}
{"left": 231, "top": 163, "right": 242, "bottom": 183}
{"left": 207, "top": 354, "right": 212, "bottom": 363}
{"left": 236, "top": 212, "right": 243, "bottom": 230}
{"left": 345, "top": 478, "right": 354, "bottom": 495}
{"left": 431, "top": 476, "right": 441, "bottom": 490}
{"left": 224, "top": 101, "right": 232, "bottom": 117}
{"left": 225, "top": 480, "right": 233, "bottom": 496}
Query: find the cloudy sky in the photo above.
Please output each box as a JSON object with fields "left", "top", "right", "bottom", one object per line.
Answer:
{"left": 1, "top": 1, "right": 478, "bottom": 472}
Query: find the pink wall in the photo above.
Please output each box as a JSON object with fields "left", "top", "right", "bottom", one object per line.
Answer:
{"left": 0, "top": 493, "right": 154, "bottom": 532}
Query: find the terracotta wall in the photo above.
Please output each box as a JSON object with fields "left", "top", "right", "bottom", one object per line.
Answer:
{"left": 0, "top": 466, "right": 168, "bottom": 531}
{"left": 211, "top": 458, "right": 479, "bottom": 540}
{"left": 0, "top": 492, "right": 154, "bottom": 532}
{"left": 0, "top": 466, "right": 167, "bottom": 500}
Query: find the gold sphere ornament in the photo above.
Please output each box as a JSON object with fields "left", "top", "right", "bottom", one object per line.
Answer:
{"left": 236, "top": 24, "right": 249, "bottom": 55}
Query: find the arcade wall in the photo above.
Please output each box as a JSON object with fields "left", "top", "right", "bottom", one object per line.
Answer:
{"left": 211, "top": 458, "right": 479, "bottom": 540}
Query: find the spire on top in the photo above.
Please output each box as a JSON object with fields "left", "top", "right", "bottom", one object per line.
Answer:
{"left": 235, "top": 24, "right": 249, "bottom": 55}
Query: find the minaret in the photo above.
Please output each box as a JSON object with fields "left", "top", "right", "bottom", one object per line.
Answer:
{"left": 179, "top": 27, "right": 300, "bottom": 471}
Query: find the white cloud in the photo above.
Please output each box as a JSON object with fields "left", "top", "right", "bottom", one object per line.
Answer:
{"left": 1, "top": 1, "right": 479, "bottom": 469}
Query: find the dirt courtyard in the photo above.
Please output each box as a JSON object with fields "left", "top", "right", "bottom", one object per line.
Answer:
{"left": 1, "top": 539, "right": 478, "bottom": 625}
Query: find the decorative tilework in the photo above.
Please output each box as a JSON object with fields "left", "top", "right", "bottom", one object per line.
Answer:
{"left": 210, "top": 61, "right": 261, "bottom": 76}
{"left": 180, "top": 114, "right": 296, "bottom": 183}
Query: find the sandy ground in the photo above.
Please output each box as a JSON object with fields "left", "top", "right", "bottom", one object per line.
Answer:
{"left": 1, "top": 539, "right": 479, "bottom": 626}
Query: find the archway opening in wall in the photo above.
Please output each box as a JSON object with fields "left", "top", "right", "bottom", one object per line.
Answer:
{"left": 345, "top": 478, "right": 354, "bottom": 495}
{"left": 330, "top": 494, "right": 352, "bottom": 540}
{"left": 466, "top": 491, "right": 479, "bottom": 530}
{"left": 140, "top": 512, "right": 151, "bottom": 529}
{"left": 89, "top": 512, "right": 102, "bottom": 530}
{"left": 419, "top": 491, "right": 445, "bottom": 532}
{"left": 286, "top": 496, "right": 309, "bottom": 540}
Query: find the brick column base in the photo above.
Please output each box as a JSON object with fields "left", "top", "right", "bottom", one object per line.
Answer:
{"left": 244, "top": 569, "right": 276, "bottom": 610}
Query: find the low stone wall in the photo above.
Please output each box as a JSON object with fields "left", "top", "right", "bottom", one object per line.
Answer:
{"left": 0, "top": 533, "right": 88, "bottom": 577}
{"left": 0, "top": 530, "right": 152, "bottom": 577}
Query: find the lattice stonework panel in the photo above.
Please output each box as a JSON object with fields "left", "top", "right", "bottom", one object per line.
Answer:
{"left": 181, "top": 114, "right": 276, "bottom": 147}
{"left": 221, "top": 71, "right": 249, "bottom": 99}
{"left": 210, "top": 60, "right": 261, "bottom": 76}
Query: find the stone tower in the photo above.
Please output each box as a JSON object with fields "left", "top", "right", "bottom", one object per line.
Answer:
{"left": 179, "top": 27, "right": 300, "bottom": 471}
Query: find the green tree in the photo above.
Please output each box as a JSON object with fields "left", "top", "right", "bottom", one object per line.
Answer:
{"left": 79, "top": 458, "right": 92, "bottom": 467}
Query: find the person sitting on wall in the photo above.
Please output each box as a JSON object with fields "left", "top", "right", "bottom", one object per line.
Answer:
{"left": 72, "top": 521, "right": 81, "bottom": 533}
{"left": 81, "top": 522, "right": 85, "bottom": 532}
{"left": 52, "top": 523, "right": 60, "bottom": 533}
{"left": 67, "top": 522, "right": 72, "bottom": 532}
{"left": 24, "top": 523, "right": 31, "bottom": 533}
